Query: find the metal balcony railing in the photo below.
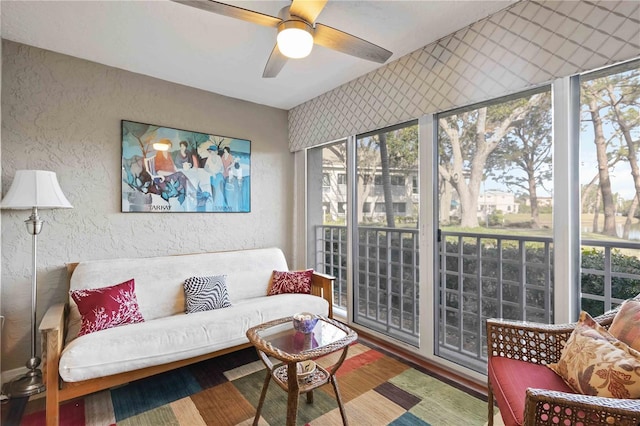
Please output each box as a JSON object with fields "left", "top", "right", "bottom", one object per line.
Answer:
{"left": 438, "top": 231, "right": 553, "bottom": 371}
{"left": 314, "top": 225, "right": 640, "bottom": 373}
{"left": 580, "top": 239, "right": 640, "bottom": 315}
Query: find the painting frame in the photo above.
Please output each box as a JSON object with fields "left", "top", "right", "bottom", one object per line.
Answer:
{"left": 121, "top": 120, "right": 251, "bottom": 213}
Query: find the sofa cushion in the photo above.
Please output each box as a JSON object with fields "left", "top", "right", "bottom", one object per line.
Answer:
{"left": 547, "top": 311, "right": 640, "bottom": 398}
{"left": 609, "top": 299, "right": 640, "bottom": 351}
{"left": 268, "top": 269, "right": 313, "bottom": 295}
{"left": 183, "top": 275, "right": 231, "bottom": 313}
{"left": 67, "top": 248, "right": 289, "bottom": 341}
{"left": 70, "top": 279, "right": 144, "bottom": 336}
{"left": 488, "top": 357, "right": 574, "bottom": 426}
{"left": 59, "top": 293, "right": 329, "bottom": 382}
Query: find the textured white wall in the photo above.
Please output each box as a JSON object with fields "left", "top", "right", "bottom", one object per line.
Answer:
{"left": 1, "top": 40, "right": 291, "bottom": 371}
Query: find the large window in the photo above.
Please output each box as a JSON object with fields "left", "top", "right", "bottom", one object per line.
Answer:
{"left": 579, "top": 60, "right": 640, "bottom": 315}
{"left": 306, "top": 59, "right": 640, "bottom": 379}
{"left": 437, "top": 87, "right": 553, "bottom": 371}
{"left": 354, "top": 122, "right": 420, "bottom": 346}
{"left": 307, "top": 140, "right": 348, "bottom": 308}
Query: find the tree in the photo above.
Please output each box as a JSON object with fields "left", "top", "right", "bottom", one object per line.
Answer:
{"left": 355, "top": 136, "right": 380, "bottom": 224}
{"left": 385, "top": 125, "right": 419, "bottom": 169}
{"left": 583, "top": 86, "right": 617, "bottom": 236}
{"left": 325, "top": 143, "right": 348, "bottom": 222}
{"left": 380, "top": 125, "right": 419, "bottom": 227}
{"left": 439, "top": 94, "right": 545, "bottom": 227}
{"left": 624, "top": 195, "right": 638, "bottom": 239}
{"left": 378, "top": 133, "right": 395, "bottom": 227}
{"left": 354, "top": 125, "right": 419, "bottom": 227}
{"left": 581, "top": 67, "right": 640, "bottom": 237}
{"left": 605, "top": 69, "right": 640, "bottom": 212}
{"left": 494, "top": 92, "right": 552, "bottom": 228}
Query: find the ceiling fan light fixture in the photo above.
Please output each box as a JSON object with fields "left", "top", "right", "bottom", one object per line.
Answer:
{"left": 277, "top": 20, "right": 313, "bottom": 59}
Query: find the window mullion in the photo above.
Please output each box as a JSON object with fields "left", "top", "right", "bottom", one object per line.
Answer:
{"left": 552, "top": 75, "right": 581, "bottom": 324}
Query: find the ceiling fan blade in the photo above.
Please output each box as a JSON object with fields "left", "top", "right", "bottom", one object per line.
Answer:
{"left": 262, "top": 44, "right": 288, "bottom": 78}
{"left": 172, "top": 0, "right": 281, "bottom": 27}
{"left": 314, "top": 23, "right": 392, "bottom": 64}
{"left": 289, "top": 0, "right": 328, "bottom": 24}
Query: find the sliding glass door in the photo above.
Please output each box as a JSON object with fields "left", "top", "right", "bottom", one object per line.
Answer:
{"left": 307, "top": 140, "right": 349, "bottom": 312}
{"left": 436, "top": 88, "right": 553, "bottom": 371}
{"left": 579, "top": 61, "right": 640, "bottom": 315}
{"left": 352, "top": 122, "right": 420, "bottom": 346}
{"left": 306, "top": 59, "right": 640, "bottom": 378}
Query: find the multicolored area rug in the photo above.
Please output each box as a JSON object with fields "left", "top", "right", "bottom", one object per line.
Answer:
{"left": 21, "top": 343, "right": 493, "bottom": 425}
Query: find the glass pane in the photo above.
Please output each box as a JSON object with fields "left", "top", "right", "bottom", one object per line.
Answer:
{"left": 353, "top": 122, "right": 420, "bottom": 346}
{"left": 306, "top": 140, "right": 348, "bottom": 311}
{"left": 437, "top": 88, "right": 554, "bottom": 372}
{"left": 579, "top": 62, "right": 640, "bottom": 314}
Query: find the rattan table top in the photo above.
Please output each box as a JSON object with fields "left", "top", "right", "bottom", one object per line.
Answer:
{"left": 246, "top": 316, "right": 357, "bottom": 362}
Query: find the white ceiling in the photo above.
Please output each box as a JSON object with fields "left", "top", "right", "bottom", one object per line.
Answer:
{"left": 1, "top": 0, "right": 516, "bottom": 110}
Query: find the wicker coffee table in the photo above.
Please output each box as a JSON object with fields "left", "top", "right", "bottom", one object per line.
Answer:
{"left": 246, "top": 316, "right": 357, "bottom": 426}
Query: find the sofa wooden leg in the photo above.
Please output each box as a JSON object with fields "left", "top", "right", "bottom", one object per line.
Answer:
{"left": 45, "top": 379, "right": 60, "bottom": 426}
{"left": 46, "top": 401, "right": 59, "bottom": 426}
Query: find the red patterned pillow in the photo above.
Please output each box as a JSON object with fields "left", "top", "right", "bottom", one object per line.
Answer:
{"left": 70, "top": 279, "right": 144, "bottom": 336}
{"left": 268, "top": 269, "right": 313, "bottom": 295}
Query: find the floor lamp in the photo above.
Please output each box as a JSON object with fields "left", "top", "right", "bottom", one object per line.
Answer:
{"left": 1, "top": 170, "right": 73, "bottom": 398}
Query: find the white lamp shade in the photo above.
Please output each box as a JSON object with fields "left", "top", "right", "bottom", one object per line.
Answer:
{"left": 277, "top": 21, "right": 314, "bottom": 59}
{"left": 1, "top": 170, "right": 73, "bottom": 209}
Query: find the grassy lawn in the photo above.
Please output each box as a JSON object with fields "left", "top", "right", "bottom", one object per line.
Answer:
{"left": 326, "top": 212, "right": 640, "bottom": 244}
{"left": 441, "top": 213, "right": 640, "bottom": 243}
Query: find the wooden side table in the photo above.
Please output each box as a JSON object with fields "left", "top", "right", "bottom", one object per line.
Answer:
{"left": 246, "top": 316, "right": 357, "bottom": 426}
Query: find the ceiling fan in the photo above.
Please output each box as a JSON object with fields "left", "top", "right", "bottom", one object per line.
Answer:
{"left": 172, "top": 0, "right": 393, "bottom": 78}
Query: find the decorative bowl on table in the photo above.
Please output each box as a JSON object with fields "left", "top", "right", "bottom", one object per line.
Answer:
{"left": 297, "top": 360, "right": 316, "bottom": 380}
{"left": 292, "top": 312, "right": 319, "bottom": 334}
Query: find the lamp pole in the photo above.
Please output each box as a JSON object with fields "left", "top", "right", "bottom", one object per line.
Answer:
{"left": 26, "top": 207, "right": 43, "bottom": 369}
{"left": 4, "top": 207, "right": 46, "bottom": 397}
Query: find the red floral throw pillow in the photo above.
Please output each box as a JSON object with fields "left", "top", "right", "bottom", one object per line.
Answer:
{"left": 70, "top": 279, "right": 144, "bottom": 336}
{"left": 268, "top": 269, "right": 313, "bottom": 296}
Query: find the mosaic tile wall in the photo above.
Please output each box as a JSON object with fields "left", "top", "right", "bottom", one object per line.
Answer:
{"left": 289, "top": 0, "right": 640, "bottom": 151}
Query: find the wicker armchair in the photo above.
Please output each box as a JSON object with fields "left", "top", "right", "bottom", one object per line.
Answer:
{"left": 487, "top": 301, "right": 640, "bottom": 426}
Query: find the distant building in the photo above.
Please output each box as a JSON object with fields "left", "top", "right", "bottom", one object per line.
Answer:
{"left": 321, "top": 149, "right": 418, "bottom": 222}
{"left": 477, "top": 190, "right": 519, "bottom": 216}
{"left": 524, "top": 196, "right": 552, "bottom": 207}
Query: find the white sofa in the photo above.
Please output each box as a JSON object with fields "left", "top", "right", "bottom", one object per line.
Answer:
{"left": 39, "top": 247, "right": 333, "bottom": 426}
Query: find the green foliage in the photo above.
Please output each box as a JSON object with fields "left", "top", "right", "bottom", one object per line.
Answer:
{"left": 519, "top": 204, "right": 532, "bottom": 214}
{"left": 581, "top": 247, "right": 640, "bottom": 315}
{"left": 385, "top": 125, "right": 419, "bottom": 169}
{"left": 488, "top": 210, "right": 504, "bottom": 226}
{"left": 539, "top": 205, "right": 553, "bottom": 214}
{"left": 441, "top": 239, "right": 640, "bottom": 320}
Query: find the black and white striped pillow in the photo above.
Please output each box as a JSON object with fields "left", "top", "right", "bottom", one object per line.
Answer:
{"left": 183, "top": 275, "right": 232, "bottom": 314}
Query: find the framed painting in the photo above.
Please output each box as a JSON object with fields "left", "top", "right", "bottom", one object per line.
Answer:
{"left": 121, "top": 120, "right": 251, "bottom": 213}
